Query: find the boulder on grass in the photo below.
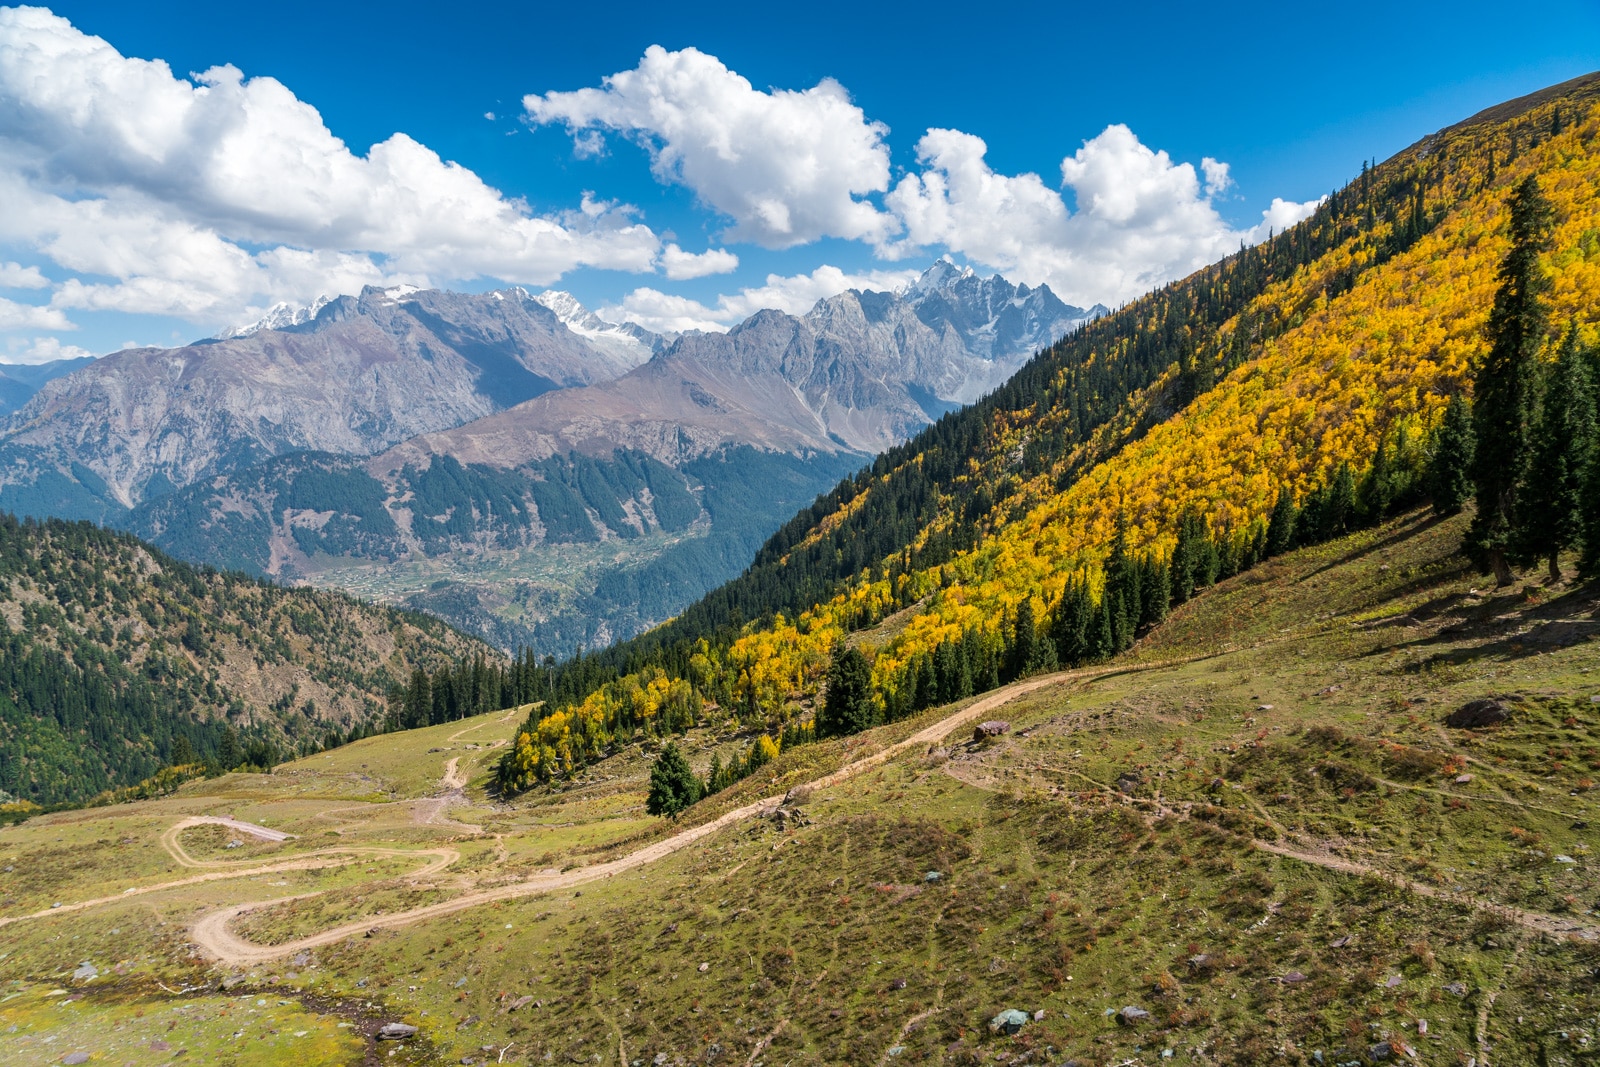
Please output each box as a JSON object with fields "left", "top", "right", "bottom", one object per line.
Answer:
{"left": 1116, "top": 1006, "right": 1151, "bottom": 1025}
{"left": 377, "top": 1022, "right": 418, "bottom": 1040}
{"left": 1445, "top": 699, "right": 1510, "bottom": 728}
{"left": 973, "top": 721, "right": 1011, "bottom": 742}
{"left": 988, "top": 1009, "right": 1029, "bottom": 1035}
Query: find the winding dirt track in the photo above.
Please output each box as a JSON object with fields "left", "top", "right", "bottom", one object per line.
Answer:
{"left": 191, "top": 670, "right": 1086, "bottom": 965}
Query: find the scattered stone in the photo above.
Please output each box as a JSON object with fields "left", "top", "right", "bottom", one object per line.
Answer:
{"left": 71, "top": 962, "right": 96, "bottom": 981}
{"left": 888, "top": 978, "right": 907, "bottom": 991}
{"left": 1117, "top": 771, "right": 1144, "bottom": 794}
{"left": 1257, "top": 704, "right": 1275, "bottom": 711}
{"left": 506, "top": 995, "right": 536, "bottom": 1012}
{"left": 1116, "top": 1006, "right": 1151, "bottom": 1026}
{"left": 61, "top": 1054, "right": 88, "bottom": 1065}
{"left": 974, "top": 720, "right": 1011, "bottom": 742}
{"left": 150, "top": 1040, "right": 170, "bottom": 1051}
{"left": 1369, "top": 1041, "right": 1394, "bottom": 1061}
{"left": 1454, "top": 774, "right": 1473, "bottom": 784}
{"left": 1555, "top": 855, "right": 1577, "bottom": 865}
{"left": 1330, "top": 935, "right": 1353, "bottom": 949}
{"left": 1417, "top": 1019, "right": 1428, "bottom": 1035}
{"left": 887, "top": 1046, "right": 905, "bottom": 1057}
{"left": 923, "top": 871, "right": 943, "bottom": 883}
{"left": 1445, "top": 699, "right": 1510, "bottom": 729}
{"left": 1281, "top": 971, "right": 1308, "bottom": 984}
{"left": 654, "top": 1055, "right": 669, "bottom": 1067}
{"left": 988, "top": 1009, "right": 1029, "bottom": 1035}
{"left": 1385, "top": 974, "right": 1403, "bottom": 988}
{"left": 1186, "top": 954, "right": 1215, "bottom": 974}
{"left": 697, "top": 962, "right": 709, "bottom": 973}
{"left": 377, "top": 1022, "right": 418, "bottom": 1041}
{"left": 225, "top": 839, "right": 243, "bottom": 849}
{"left": 1032, "top": 1010, "right": 1046, "bottom": 1022}
{"left": 356, "top": 979, "right": 367, "bottom": 988}
{"left": 291, "top": 952, "right": 310, "bottom": 968}
{"left": 1574, "top": 820, "right": 1590, "bottom": 831}
{"left": 1445, "top": 982, "right": 1469, "bottom": 997}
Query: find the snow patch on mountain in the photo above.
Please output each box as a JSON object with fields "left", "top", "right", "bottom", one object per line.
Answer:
{"left": 532, "top": 289, "right": 665, "bottom": 367}
{"left": 214, "top": 295, "right": 333, "bottom": 339}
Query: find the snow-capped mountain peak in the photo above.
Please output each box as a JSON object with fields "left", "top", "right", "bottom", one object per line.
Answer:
{"left": 214, "top": 295, "right": 332, "bottom": 339}
{"left": 532, "top": 290, "right": 664, "bottom": 366}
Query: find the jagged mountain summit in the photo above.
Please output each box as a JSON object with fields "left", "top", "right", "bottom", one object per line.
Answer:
{"left": 212, "top": 294, "right": 335, "bottom": 339}
{"left": 380, "top": 263, "right": 1099, "bottom": 473}
{"left": 115, "top": 263, "right": 1096, "bottom": 656}
{"left": 0, "top": 285, "right": 654, "bottom": 518}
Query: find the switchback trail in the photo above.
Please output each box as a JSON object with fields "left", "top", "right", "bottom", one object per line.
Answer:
{"left": 191, "top": 661, "right": 1168, "bottom": 966}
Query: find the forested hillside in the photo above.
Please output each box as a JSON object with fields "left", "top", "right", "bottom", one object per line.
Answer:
{"left": 0, "top": 516, "right": 497, "bottom": 805}
{"left": 470, "top": 73, "right": 1600, "bottom": 791}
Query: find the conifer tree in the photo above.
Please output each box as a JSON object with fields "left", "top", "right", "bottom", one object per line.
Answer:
{"left": 1516, "top": 326, "right": 1597, "bottom": 581}
{"left": 1266, "top": 488, "right": 1297, "bottom": 556}
{"left": 818, "top": 643, "right": 875, "bottom": 738}
{"left": 1470, "top": 175, "right": 1555, "bottom": 584}
{"left": 1090, "top": 597, "right": 1115, "bottom": 661}
{"left": 646, "top": 741, "right": 702, "bottom": 817}
{"left": 1327, "top": 463, "right": 1358, "bottom": 536}
{"left": 1429, "top": 395, "right": 1476, "bottom": 516}
{"left": 1009, "top": 598, "right": 1039, "bottom": 679}
{"left": 1583, "top": 451, "right": 1600, "bottom": 579}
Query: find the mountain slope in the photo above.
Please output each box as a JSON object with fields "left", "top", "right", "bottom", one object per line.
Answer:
{"left": 0, "top": 357, "right": 96, "bottom": 418}
{"left": 124, "top": 266, "right": 1092, "bottom": 656}
{"left": 0, "top": 286, "right": 654, "bottom": 516}
{"left": 486, "top": 71, "right": 1600, "bottom": 782}
{"left": 0, "top": 515, "right": 496, "bottom": 805}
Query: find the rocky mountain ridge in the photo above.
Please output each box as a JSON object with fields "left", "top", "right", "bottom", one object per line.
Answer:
{"left": 0, "top": 285, "right": 650, "bottom": 515}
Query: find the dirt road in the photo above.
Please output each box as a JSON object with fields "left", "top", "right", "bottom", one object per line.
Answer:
{"left": 191, "top": 668, "right": 1101, "bottom": 965}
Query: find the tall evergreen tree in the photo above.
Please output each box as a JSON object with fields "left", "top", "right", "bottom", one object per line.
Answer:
{"left": 1516, "top": 326, "right": 1597, "bottom": 581}
{"left": 1266, "top": 488, "right": 1297, "bottom": 557}
{"left": 1470, "top": 175, "right": 1555, "bottom": 584}
{"left": 1429, "top": 395, "right": 1476, "bottom": 516}
{"left": 1009, "top": 598, "right": 1039, "bottom": 680}
{"left": 645, "top": 741, "right": 702, "bottom": 818}
{"left": 818, "top": 643, "right": 875, "bottom": 738}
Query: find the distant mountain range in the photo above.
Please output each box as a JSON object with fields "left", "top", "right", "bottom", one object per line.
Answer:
{"left": 0, "top": 263, "right": 1100, "bottom": 655}
{"left": 0, "top": 355, "right": 97, "bottom": 418}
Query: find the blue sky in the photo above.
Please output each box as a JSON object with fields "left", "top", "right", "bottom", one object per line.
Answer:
{"left": 1, "top": 0, "right": 1597, "bottom": 361}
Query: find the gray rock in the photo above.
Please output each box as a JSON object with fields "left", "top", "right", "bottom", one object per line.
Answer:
{"left": 987, "top": 1008, "right": 1029, "bottom": 1035}
{"left": 1116, "top": 1006, "right": 1151, "bottom": 1025}
{"left": 973, "top": 720, "right": 1011, "bottom": 742}
{"left": 923, "top": 871, "right": 943, "bottom": 883}
{"left": 71, "top": 962, "right": 96, "bottom": 981}
{"left": 61, "top": 1054, "right": 88, "bottom": 1065}
{"left": 1445, "top": 698, "right": 1510, "bottom": 728}
{"left": 377, "top": 1022, "right": 418, "bottom": 1040}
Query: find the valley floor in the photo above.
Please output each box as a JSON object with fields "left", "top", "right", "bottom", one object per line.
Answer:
{"left": 1, "top": 510, "right": 1598, "bottom": 1066}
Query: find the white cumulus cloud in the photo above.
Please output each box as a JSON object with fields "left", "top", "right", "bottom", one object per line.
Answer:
{"left": 659, "top": 243, "right": 739, "bottom": 280}
{"left": 885, "top": 123, "right": 1320, "bottom": 307}
{"left": 3, "top": 334, "right": 94, "bottom": 364}
{"left": 601, "top": 263, "right": 921, "bottom": 335}
{"left": 0, "top": 295, "right": 72, "bottom": 330}
{"left": 0, "top": 5, "right": 668, "bottom": 331}
{"left": 0, "top": 261, "right": 48, "bottom": 288}
{"left": 527, "top": 46, "right": 895, "bottom": 249}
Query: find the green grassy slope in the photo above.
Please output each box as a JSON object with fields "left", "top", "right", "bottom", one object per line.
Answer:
{"left": 0, "top": 510, "right": 1594, "bottom": 1065}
